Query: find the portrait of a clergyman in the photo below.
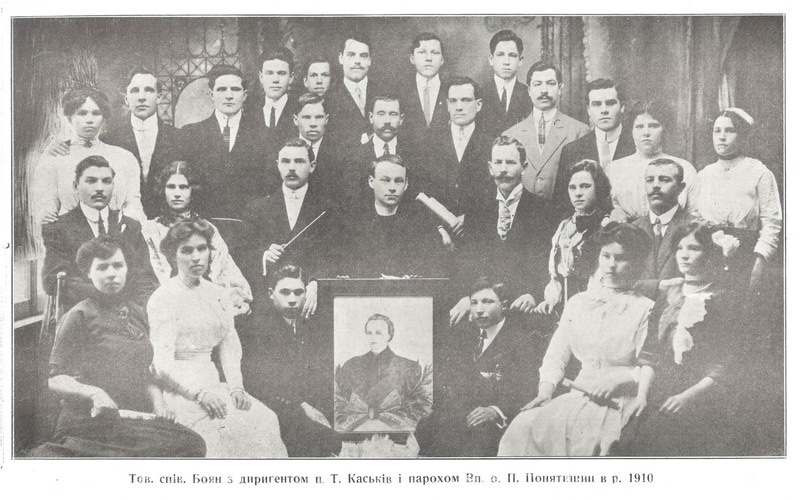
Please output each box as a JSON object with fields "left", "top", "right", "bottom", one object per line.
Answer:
{"left": 334, "top": 307, "right": 433, "bottom": 433}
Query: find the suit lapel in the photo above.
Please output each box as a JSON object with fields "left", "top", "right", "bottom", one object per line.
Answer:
{"left": 121, "top": 122, "right": 141, "bottom": 162}
{"left": 656, "top": 209, "right": 687, "bottom": 271}
{"left": 539, "top": 112, "right": 568, "bottom": 167}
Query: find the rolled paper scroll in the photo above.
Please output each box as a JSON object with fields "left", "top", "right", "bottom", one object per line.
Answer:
{"left": 416, "top": 192, "right": 458, "bottom": 228}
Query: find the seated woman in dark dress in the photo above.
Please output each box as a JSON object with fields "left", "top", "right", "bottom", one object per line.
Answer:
{"left": 619, "top": 222, "right": 746, "bottom": 456}
{"left": 39, "top": 236, "right": 204, "bottom": 457}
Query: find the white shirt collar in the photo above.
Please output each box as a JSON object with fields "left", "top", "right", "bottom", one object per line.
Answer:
{"left": 450, "top": 121, "right": 475, "bottom": 138}
{"left": 416, "top": 72, "right": 441, "bottom": 91}
{"left": 496, "top": 182, "right": 524, "bottom": 203}
{"left": 482, "top": 317, "right": 507, "bottom": 350}
{"left": 214, "top": 109, "right": 242, "bottom": 129}
{"left": 372, "top": 135, "right": 398, "bottom": 152}
{"left": 533, "top": 106, "right": 558, "bottom": 123}
{"left": 595, "top": 123, "right": 622, "bottom": 143}
{"left": 130, "top": 113, "right": 158, "bottom": 131}
{"left": 494, "top": 74, "right": 517, "bottom": 96}
{"left": 343, "top": 76, "right": 368, "bottom": 95}
{"left": 79, "top": 201, "right": 110, "bottom": 224}
{"left": 649, "top": 204, "right": 679, "bottom": 225}
{"left": 282, "top": 182, "right": 309, "bottom": 201}
{"left": 264, "top": 93, "right": 289, "bottom": 117}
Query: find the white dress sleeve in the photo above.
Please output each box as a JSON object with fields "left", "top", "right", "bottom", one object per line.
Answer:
{"left": 754, "top": 163, "right": 783, "bottom": 260}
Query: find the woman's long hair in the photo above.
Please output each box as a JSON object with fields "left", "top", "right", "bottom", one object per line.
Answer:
{"left": 154, "top": 161, "right": 204, "bottom": 226}
{"left": 567, "top": 159, "right": 614, "bottom": 214}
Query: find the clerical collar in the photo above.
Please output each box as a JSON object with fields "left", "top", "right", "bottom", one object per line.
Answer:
{"left": 595, "top": 123, "right": 622, "bottom": 143}
{"left": 649, "top": 204, "right": 679, "bottom": 225}
{"left": 532, "top": 106, "right": 558, "bottom": 123}
{"left": 214, "top": 109, "right": 242, "bottom": 129}
{"left": 374, "top": 201, "right": 399, "bottom": 216}
{"left": 130, "top": 113, "right": 158, "bottom": 131}
{"left": 79, "top": 201, "right": 110, "bottom": 224}
{"left": 282, "top": 182, "right": 309, "bottom": 201}
{"left": 496, "top": 182, "right": 523, "bottom": 203}
{"left": 416, "top": 72, "right": 440, "bottom": 90}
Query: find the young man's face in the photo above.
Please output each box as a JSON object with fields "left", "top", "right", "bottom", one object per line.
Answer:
{"left": 410, "top": 39, "right": 444, "bottom": 79}
{"left": 488, "top": 40, "right": 521, "bottom": 81}
{"left": 587, "top": 86, "right": 624, "bottom": 132}
{"left": 528, "top": 68, "right": 561, "bottom": 112}
{"left": 488, "top": 143, "right": 525, "bottom": 196}
{"left": 259, "top": 59, "right": 293, "bottom": 101}
{"left": 304, "top": 62, "right": 331, "bottom": 96}
{"left": 469, "top": 287, "right": 504, "bottom": 329}
{"left": 294, "top": 102, "right": 328, "bottom": 142}
{"left": 269, "top": 276, "right": 306, "bottom": 320}
{"left": 277, "top": 145, "right": 315, "bottom": 190}
{"left": 644, "top": 162, "right": 684, "bottom": 214}
{"left": 210, "top": 74, "right": 247, "bottom": 117}
{"left": 370, "top": 99, "right": 404, "bottom": 142}
{"left": 75, "top": 165, "right": 114, "bottom": 210}
{"left": 125, "top": 73, "right": 159, "bottom": 121}
{"left": 69, "top": 98, "right": 104, "bottom": 140}
{"left": 447, "top": 83, "right": 482, "bottom": 127}
{"left": 339, "top": 39, "right": 371, "bottom": 83}
{"left": 369, "top": 160, "right": 408, "bottom": 209}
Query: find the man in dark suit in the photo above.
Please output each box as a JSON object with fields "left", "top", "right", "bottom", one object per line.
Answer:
{"left": 333, "top": 154, "right": 448, "bottom": 278}
{"left": 504, "top": 61, "right": 591, "bottom": 201}
{"left": 240, "top": 138, "right": 333, "bottom": 303}
{"left": 292, "top": 93, "right": 344, "bottom": 206}
{"left": 180, "top": 64, "right": 274, "bottom": 218}
{"left": 326, "top": 33, "right": 380, "bottom": 149}
{"left": 248, "top": 47, "right": 301, "bottom": 151}
{"left": 554, "top": 78, "right": 635, "bottom": 218}
{"left": 428, "top": 278, "right": 545, "bottom": 457}
{"left": 423, "top": 77, "right": 494, "bottom": 240}
{"left": 450, "top": 136, "right": 558, "bottom": 325}
{"left": 633, "top": 158, "right": 693, "bottom": 299}
{"left": 478, "top": 30, "right": 533, "bottom": 139}
{"left": 343, "top": 95, "right": 422, "bottom": 204}
{"left": 42, "top": 155, "right": 157, "bottom": 309}
{"left": 399, "top": 32, "right": 449, "bottom": 146}
{"left": 240, "top": 263, "right": 339, "bottom": 457}
{"left": 302, "top": 55, "right": 333, "bottom": 97}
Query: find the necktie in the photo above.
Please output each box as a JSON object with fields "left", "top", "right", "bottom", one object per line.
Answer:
{"left": 538, "top": 113, "right": 546, "bottom": 149}
{"left": 355, "top": 85, "right": 365, "bottom": 116}
{"left": 475, "top": 330, "right": 487, "bottom": 361}
{"left": 501, "top": 87, "right": 508, "bottom": 114}
{"left": 423, "top": 83, "right": 432, "bottom": 126}
{"left": 97, "top": 213, "right": 106, "bottom": 235}
{"left": 497, "top": 200, "right": 512, "bottom": 240}
{"left": 600, "top": 138, "right": 612, "bottom": 168}
{"left": 84, "top": 139, "right": 93, "bottom": 148}
{"left": 269, "top": 106, "right": 276, "bottom": 128}
{"left": 223, "top": 119, "right": 231, "bottom": 151}
{"left": 653, "top": 218, "right": 663, "bottom": 258}
{"left": 383, "top": 142, "right": 391, "bottom": 156}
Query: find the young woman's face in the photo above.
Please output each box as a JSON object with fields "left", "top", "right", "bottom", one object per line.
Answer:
{"left": 568, "top": 171, "right": 598, "bottom": 212}
{"left": 675, "top": 233, "right": 708, "bottom": 277}
{"left": 713, "top": 116, "right": 741, "bottom": 158}
{"left": 165, "top": 174, "right": 192, "bottom": 211}
{"left": 87, "top": 248, "right": 128, "bottom": 294}
{"left": 175, "top": 233, "right": 210, "bottom": 279}
{"left": 69, "top": 97, "right": 105, "bottom": 140}
{"left": 598, "top": 242, "right": 636, "bottom": 288}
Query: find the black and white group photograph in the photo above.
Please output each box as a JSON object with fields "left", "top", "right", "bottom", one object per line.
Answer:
{"left": 1, "top": 9, "right": 790, "bottom": 489}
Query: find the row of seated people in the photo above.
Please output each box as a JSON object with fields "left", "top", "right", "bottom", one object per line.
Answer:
{"left": 33, "top": 121, "right": 774, "bottom": 456}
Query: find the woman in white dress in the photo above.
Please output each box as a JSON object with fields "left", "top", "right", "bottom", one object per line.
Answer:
{"left": 140, "top": 160, "right": 251, "bottom": 315}
{"left": 498, "top": 222, "right": 655, "bottom": 456}
{"left": 685, "top": 108, "right": 782, "bottom": 291}
{"left": 34, "top": 87, "right": 145, "bottom": 224}
{"left": 148, "top": 220, "right": 287, "bottom": 458}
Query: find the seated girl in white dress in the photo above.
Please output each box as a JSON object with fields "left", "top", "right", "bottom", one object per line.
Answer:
{"left": 148, "top": 220, "right": 287, "bottom": 458}
{"left": 498, "top": 222, "right": 655, "bottom": 456}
